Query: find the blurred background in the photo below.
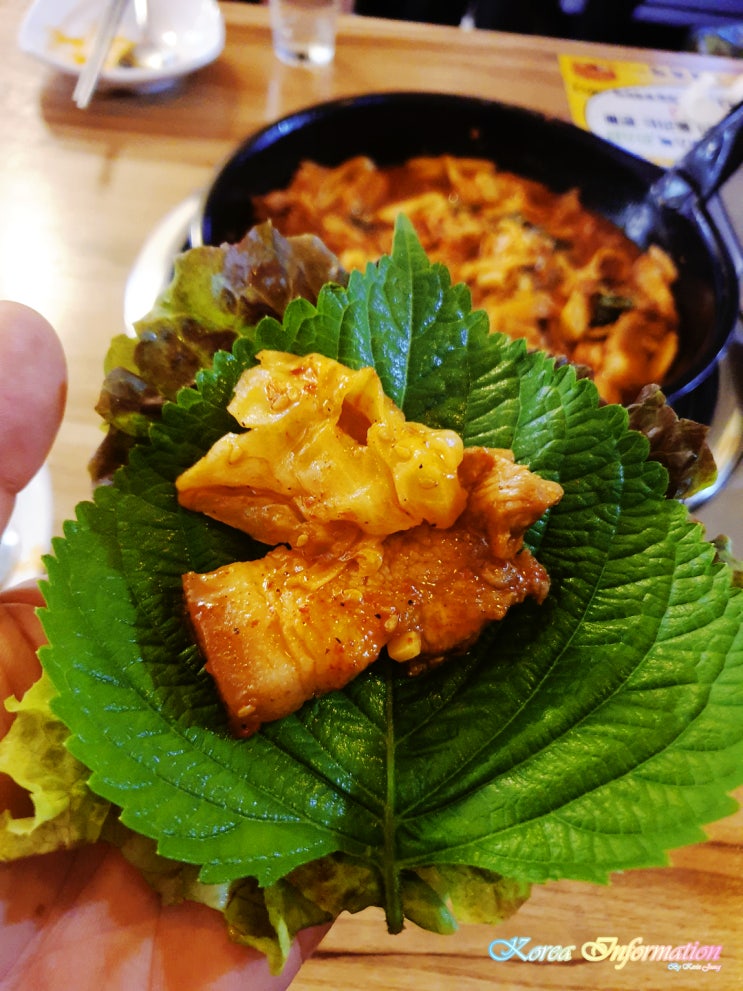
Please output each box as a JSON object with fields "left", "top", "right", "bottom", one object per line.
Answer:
{"left": 242, "top": 0, "right": 743, "bottom": 56}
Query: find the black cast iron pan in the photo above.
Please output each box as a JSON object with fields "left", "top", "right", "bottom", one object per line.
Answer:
{"left": 194, "top": 92, "right": 743, "bottom": 430}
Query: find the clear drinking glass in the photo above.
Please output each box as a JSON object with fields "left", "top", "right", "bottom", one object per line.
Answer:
{"left": 269, "top": 0, "right": 341, "bottom": 66}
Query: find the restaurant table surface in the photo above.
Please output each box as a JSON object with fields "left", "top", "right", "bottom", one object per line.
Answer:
{"left": 1, "top": 2, "right": 742, "bottom": 988}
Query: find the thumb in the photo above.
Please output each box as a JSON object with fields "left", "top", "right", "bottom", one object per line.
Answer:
{"left": 0, "top": 302, "right": 67, "bottom": 509}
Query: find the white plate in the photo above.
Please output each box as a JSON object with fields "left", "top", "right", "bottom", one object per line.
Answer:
{"left": 0, "top": 466, "right": 53, "bottom": 591}
{"left": 124, "top": 192, "right": 201, "bottom": 333}
{"left": 18, "top": 0, "right": 225, "bottom": 94}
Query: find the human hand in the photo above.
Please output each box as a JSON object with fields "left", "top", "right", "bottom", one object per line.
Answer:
{"left": 0, "top": 301, "right": 66, "bottom": 745}
{"left": 0, "top": 302, "right": 327, "bottom": 990}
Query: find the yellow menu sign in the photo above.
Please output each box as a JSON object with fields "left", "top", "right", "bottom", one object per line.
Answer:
{"left": 559, "top": 55, "right": 742, "bottom": 166}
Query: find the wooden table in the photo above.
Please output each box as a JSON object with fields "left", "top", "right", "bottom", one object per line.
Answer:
{"left": 1, "top": 4, "right": 742, "bottom": 988}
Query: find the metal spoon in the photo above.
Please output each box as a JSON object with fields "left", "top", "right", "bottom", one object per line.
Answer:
{"left": 118, "top": 0, "right": 175, "bottom": 71}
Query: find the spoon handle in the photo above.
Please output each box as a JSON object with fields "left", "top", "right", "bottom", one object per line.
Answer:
{"left": 133, "top": 0, "right": 149, "bottom": 37}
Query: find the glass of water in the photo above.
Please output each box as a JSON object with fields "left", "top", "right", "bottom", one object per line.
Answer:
{"left": 269, "top": 0, "right": 342, "bottom": 67}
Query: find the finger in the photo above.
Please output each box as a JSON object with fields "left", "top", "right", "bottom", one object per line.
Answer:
{"left": 0, "top": 844, "right": 329, "bottom": 991}
{"left": 0, "top": 302, "right": 67, "bottom": 504}
{"left": 0, "top": 597, "right": 44, "bottom": 814}
{"left": 150, "top": 896, "right": 329, "bottom": 991}
{"left": 0, "top": 600, "right": 43, "bottom": 733}
{"left": 0, "top": 582, "right": 46, "bottom": 610}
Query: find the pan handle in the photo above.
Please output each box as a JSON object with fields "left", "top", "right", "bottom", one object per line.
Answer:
{"left": 670, "top": 99, "right": 743, "bottom": 205}
{"left": 650, "top": 100, "right": 743, "bottom": 288}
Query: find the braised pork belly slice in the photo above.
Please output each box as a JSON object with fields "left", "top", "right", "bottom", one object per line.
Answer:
{"left": 182, "top": 445, "right": 562, "bottom": 737}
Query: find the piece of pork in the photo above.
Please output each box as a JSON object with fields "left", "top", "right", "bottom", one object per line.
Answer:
{"left": 183, "top": 447, "right": 562, "bottom": 737}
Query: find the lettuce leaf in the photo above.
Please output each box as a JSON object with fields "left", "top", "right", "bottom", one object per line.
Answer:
{"left": 102, "top": 821, "right": 527, "bottom": 973}
{"left": 711, "top": 535, "right": 743, "bottom": 588}
{"left": 90, "top": 223, "right": 347, "bottom": 483}
{"left": 626, "top": 382, "right": 717, "bottom": 499}
{"left": 0, "top": 672, "right": 110, "bottom": 859}
{"left": 37, "top": 218, "right": 743, "bottom": 953}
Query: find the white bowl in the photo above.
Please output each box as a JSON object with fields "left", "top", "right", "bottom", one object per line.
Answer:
{"left": 18, "top": 0, "right": 225, "bottom": 94}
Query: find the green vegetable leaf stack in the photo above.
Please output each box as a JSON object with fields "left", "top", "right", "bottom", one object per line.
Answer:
{"left": 5, "top": 217, "right": 742, "bottom": 973}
